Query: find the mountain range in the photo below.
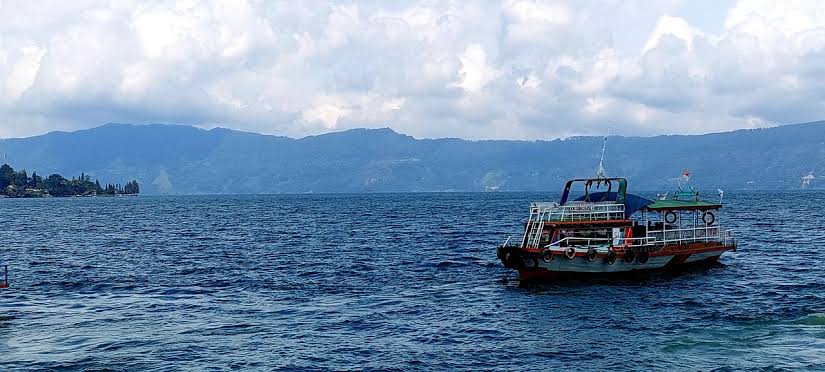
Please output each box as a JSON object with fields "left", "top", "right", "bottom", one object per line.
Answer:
{"left": 0, "top": 121, "right": 823, "bottom": 194}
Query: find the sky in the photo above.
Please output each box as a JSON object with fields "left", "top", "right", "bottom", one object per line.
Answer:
{"left": 1, "top": 0, "right": 824, "bottom": 140}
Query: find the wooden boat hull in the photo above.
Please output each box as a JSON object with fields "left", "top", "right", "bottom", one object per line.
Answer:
{"left": 497, "top": 243, "right": 735, "bottom": 281}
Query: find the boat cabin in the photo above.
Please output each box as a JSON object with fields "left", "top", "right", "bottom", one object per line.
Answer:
{"left": 520, "top": 177, "right": 735, "bottom": 251}
{"left": 639, "top": 198, "right": 732, "bottom": 247}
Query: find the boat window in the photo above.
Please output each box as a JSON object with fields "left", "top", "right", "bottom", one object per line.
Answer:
{"left": 557, "top": 228, "right": 612, "bottom": 246}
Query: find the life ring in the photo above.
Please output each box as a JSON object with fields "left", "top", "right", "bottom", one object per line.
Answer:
{"left": 702, "top": 211, "right": 716, "bottom": 225}
{"left": 664, "top": 211, "right": 678, "bottom": 224}
{"left": 540, "top": 249, "right": 554, "bottom": 263}
{"left": 564, "top": 247, "right": 576, "bottom": 260}
{"left": 638, "top": 251, "right": 650, "bottom": 264}
{"left": 605, "top": 251, "right": 617, "bottom": 265}
{"left": 523, "top": 256, "right": 538, "bottom": 268}
{"left": 586, "top": 248, "right": 599, "bottom": 262}
{"left": 624, "top": 250, "right": 636, "bottom": 263}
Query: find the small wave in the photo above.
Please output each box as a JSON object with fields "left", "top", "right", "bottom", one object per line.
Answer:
{"left": 793, "top": 313, "right": 825, "bottom": 326}
{"left": 435, "top": 260, "right": 469, "bottom": 268}
{"left": 5, "top": 192, "right": 825, "bottom": 371}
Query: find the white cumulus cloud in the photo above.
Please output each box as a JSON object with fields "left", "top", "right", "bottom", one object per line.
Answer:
{"left": 0, "top": 0, "right": 824, "bottom": 139}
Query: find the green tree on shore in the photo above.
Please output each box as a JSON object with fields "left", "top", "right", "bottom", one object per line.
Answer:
{"left": 0, "top": 164, "right": 14, "bottom": 189}
{"left": 0, "top": 163, "right": 140, "bottom": 197}
{"left": 124, "top": 180, "right": 140, "bottom": 194}
{"left": 30, "top": 171, "right": 42, "bottom": 189}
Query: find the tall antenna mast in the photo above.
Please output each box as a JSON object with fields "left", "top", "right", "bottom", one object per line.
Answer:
{"left": 596, "top": 136, "right": 607, "bottom": 179}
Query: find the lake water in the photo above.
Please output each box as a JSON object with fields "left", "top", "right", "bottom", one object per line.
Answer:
{"left": 1, "top": 192, "right": 824, "bottom": 370}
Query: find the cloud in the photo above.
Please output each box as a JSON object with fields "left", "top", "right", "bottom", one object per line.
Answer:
{"left": 301, "top": 97, "right": 351, "bottom": 130}
{"left": 0, "top": 0, "right": 824, "bottom": 139}
{"left": 452, "top": 44, "right": 498, "bottom": 94}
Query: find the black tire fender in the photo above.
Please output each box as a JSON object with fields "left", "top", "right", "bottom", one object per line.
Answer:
{"left": 586, "top": 248, "right": 599, "bottom": 262}
{"left": 638, "top": 251, "right": 650, "bottom": 264}
{"left": 605, "top": 251, "right": 617, "bottom": 265}
{"left": 624, "top": 250, "right": 636, "bottom": 264}
{"left": 540, "top": 249, "right": 554, "bottom": 263}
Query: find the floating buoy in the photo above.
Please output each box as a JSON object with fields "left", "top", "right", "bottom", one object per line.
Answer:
{"left": 564, "top": 247, "right": 576, "bottom": 260}
{"left": 665, "top": 211, "right": 678, "bottom": 224}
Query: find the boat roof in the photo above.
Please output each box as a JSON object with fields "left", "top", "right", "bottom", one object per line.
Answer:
{"left": 643, "top": 199, "right": 721, "bottom": 211}
{"left": 560, "top": 177, "right": 627, "bottom": 205}
{"left": 573, "top": 191, "right": 653, "bottom": 218}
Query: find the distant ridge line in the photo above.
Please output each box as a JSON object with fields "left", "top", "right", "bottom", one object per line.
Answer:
{"left": 6, "top": 119, "right": 824, "bottom": 142}
{"left": 0, "top": 120, "right": 823, "bottom": 194}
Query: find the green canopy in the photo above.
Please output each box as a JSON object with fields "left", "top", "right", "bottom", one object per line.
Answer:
{"left": 643, "top": 199, "right": 721, "bottom": 211}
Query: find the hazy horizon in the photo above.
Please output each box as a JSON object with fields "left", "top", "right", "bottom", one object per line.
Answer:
{"left": 3, "top": 119, "right": 823, "bottom": 142}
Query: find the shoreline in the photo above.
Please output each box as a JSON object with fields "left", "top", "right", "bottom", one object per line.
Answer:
{"left": 0, "top": 193, "right": 138, "bottom": 199}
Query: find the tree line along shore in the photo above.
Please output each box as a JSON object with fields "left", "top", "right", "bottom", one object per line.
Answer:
{"left": 0, "top": 163, "right": 139, "bottom": 198}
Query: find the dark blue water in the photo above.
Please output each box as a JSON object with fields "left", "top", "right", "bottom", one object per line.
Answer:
{"left": 1, "top": 192, "right": 824, "bottom": 370}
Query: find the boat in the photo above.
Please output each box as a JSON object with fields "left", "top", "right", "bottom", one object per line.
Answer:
{"left": 496, "top": 140, "right": 736, "bottom": 281}
{"left": 0, "top": 265, "right": 8, "bottom": 289}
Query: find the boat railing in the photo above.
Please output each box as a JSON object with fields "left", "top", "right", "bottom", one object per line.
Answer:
{"left": 522, "top": 202, "right": 626, "bottom": 248}
{"left": 529, "top": 202, "right": 625, "bottom": 222}
{"left": 646, "top": 226, "right": 723, "bottom": 245}
{"left": 546, "top": 236, "right": 655, "bottom": 249}
{"left": 502, "top": 235, "right": 528, "bottom": 248}
{"left": 724, "top": 229, "right": 736, "bottom": 246}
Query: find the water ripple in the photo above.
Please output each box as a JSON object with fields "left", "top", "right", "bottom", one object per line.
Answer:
{"left": 0, "top": 192, "right": 823, "bottom": 370}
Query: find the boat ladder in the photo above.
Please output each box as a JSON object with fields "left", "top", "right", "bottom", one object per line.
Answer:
{"left": 523, "top": 207, "right": 550, "bottom": 248}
